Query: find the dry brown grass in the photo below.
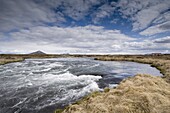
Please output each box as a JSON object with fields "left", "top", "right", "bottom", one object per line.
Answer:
{"left": 61, "top": 55, "right": 170, "bottom": 113}
{"left": 0, "top": 57, "right": 24, "bottom": 65}
{"left": 94, "top": 55, "right": 170, "bottom": 83}
{"left": 0, "top": 54, "right": 170, "bottom": 113}
{"left": 62, "top": 74, "right": 170, "bottom": 113}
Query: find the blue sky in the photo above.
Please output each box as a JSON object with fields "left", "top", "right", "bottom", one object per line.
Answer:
{"left": 0, "top": 0, "right": 170, "bottom": 54}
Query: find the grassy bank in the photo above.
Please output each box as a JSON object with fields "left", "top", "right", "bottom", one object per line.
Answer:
{"left": 0, "top": 56, "right": 24, "bottom": 65}
{"left": 0, "top": 54, "right": 170, "bottom": 113}
{"left": 0, "top": 54, "right": 63, "bottom": 65}
{"left": 60, "top": 54, "right": 170, "bottom": 113}
{"left": 62, "top": 74, "right": 170, "bottom": 113}
{"left": 94, "top": 55, "right": 170, "bottom": 83}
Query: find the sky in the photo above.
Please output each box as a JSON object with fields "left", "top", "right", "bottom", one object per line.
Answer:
{"left": 0, "top": 0, "right": 170, "bottom": 54}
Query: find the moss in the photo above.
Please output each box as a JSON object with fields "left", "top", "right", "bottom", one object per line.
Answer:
{"left": 104, "top": 87, "right": 110, "bottom": 93}
{"left": 54, "top": 109, "right": 64, "bottom": 113}
{"left": 73, "top": 91, "right": 100, "bottom": 106}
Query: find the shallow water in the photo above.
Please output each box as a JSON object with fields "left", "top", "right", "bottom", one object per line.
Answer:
{"left": 0, "top": 58, "right": 162, "bottom": 113}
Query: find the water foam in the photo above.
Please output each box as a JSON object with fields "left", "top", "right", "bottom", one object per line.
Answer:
{"left": 40, "top": 72, "right": 102, "bottom": 85}
{"left": 0, "top": 58, "right": 163, "bottom": 113}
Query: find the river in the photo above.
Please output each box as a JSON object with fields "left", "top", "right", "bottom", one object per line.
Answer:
{"left": 0, "top": 58, "right": 162, "bottom": 113}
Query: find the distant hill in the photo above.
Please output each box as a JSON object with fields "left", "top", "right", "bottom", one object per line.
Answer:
{"left": 30, "top": 51, "right": 46, "bottom": 55}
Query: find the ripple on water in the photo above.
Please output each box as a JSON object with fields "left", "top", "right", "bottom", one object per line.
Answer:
{"left": 0, "top": 58, "right": 162, "bottom": 113}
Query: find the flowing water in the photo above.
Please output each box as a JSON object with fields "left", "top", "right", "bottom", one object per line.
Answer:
{"left": 0, "top": 58, "right": 162, "bottom": 113}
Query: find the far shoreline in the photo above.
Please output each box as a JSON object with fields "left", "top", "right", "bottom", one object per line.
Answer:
{"left": 0, "top": 54, "right": 169, "bottom": 80}
{"left": 0, "top": 54, "right": 170, "bottom": 113}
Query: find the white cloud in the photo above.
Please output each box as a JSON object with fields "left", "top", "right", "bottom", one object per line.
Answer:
{"left": 140, "top": 11, "right": 170, "bottom": 36}
{"left": 61, "top": 0, "right": 101, "bottom": 20}
{"left": 154, "top": 36, "right": 170, "bottom": 43}
{"left": 117, "top": 0, "right": 170, "bottom": 33}
{"left": 92, "top": 3, "right": 116, "bottom": 23}
{"left": 140, "top": 21, "right": 170, "bottom": 36}
{"left": 120, "top": 37, "right": 170, "bottom": 54}
{"left": 1, "top": 25, "right": 169, "bottom": 54}
{"left": 132, "top": 2, "right": 169, "bottom": 31}
{"left": 152, "top": 11, "right": 170, "bottom": 25}
{"left": 0, "top": 0, "right": 60, "bottom": 31}
{"left": 0, "top": 25, "right": 134, "bottom": 54}
{"left": 0, "top": 0, "right": 169, "bottom": 54}
{"left": 0, "top": 0, "right": 101, "bottom": 32}
{"left": 132, "top": 8, "right": 159, "bottom": 31}
{"left": 1, "top": 0, "right": 169, "bottom": 37}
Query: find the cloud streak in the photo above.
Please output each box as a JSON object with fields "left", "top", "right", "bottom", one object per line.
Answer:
{"left": 1, "top": 25, "right": 169, "bottom": 54}
{"left": 0, "top": 0, "right": 169, "bottom": 54}
{"left": 0, "top": 25, "right": 134, "bottom": 54}
{"left": 0, "top": 0, "right": 59, "bottom": 32}
{"left": 117, "top": 0, "right": 170, "bottom": 34}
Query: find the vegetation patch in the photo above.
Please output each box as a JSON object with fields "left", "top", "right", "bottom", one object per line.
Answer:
{"left": 62, "top": 74, "right": 170, "bottom": 113}
{"left": 0, "top": 54, "right": 169, "bottom": 113}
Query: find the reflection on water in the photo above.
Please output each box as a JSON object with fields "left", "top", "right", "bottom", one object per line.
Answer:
{"left": 0, "top": 58, "right": 162, "bottom": 113}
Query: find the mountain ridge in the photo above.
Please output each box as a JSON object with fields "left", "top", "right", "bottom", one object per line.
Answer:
{"left": 30, "top": 50, "right": 46, "bottom": 55}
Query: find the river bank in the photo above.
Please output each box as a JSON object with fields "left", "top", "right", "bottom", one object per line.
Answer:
{"left": 0, "top": 56, "right": 24, "bottom": 65}
{"left": 62, "top": 74, "right": 170, "bottom": 113}
{"left": 60, "top": 55, "right": 170, "bottom": 113}
{"left": 0, "top": 54, "right": 170, "bottom": 113}
{"left": 94, "top": 55, "right": 170, "bottom": 83}
{"left": 1, "top": 54, "right": 169, "bottom": 81}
